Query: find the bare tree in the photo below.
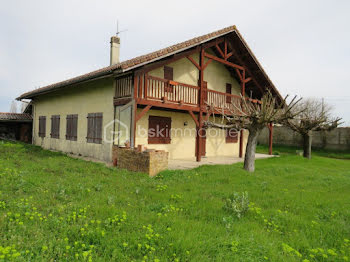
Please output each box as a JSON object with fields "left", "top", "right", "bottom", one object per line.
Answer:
{"left": 284, "top": 98, "right": 342, "bottom": 159}
{"left": 9, "top": 101, "right": 18, "bottom": 113}
{"left": 205, "top": 92, "right": 302, "bottom": 172}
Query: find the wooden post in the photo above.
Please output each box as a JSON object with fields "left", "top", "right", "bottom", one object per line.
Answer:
{"left": 196, "top": 48, "right": 204, "bottom": 162}
{"left": 268, "top": 122, "right": 273, "bottom": 155}
{"left": 239, "top": 69, "right": 246, "bottom": 158}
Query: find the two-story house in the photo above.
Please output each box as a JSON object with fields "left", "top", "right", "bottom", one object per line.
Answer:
{"left": 17, "top": 25, "right": 281, "bottom": 163}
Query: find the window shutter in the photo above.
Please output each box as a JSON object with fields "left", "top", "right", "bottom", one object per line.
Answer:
{"left": 95, "top": 113, "right": 103, "bottom": 144}
{"left": 66, "top": 115, "right": 71, "bottom": 140}
{"left": 164, "top": 66, "right": 174, "bottom": 93}
{"left": 87, "top": 113, "right": 102, "bottom": 144}
{"left": 148, "top": 116, "right": 171, "bottom": 144}
{"left": 72, "top": 115, "right": 78, "bottom": 141}
{"left": 66, "top": 114, "right": 78, "bottom": 141}
{"left": 226, "top": 83, "right": 232, "bottom": 103}
{"left": 50, "top": 115, "right": 60, "bottom": 139}
{"left": 226, "top": 128, "right": 238, "bottom": 143}
{"left": 87, "top": 113, "right": 94, "bottom": 143}
{"left": 39, "top": 116, "right": 46, "bottom": 137}
{"left": 164, "top": 66, "right": 173, "bottom": 80}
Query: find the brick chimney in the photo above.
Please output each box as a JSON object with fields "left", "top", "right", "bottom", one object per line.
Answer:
{"left": 110, "top": 36, "right": 120, "bottom": 65}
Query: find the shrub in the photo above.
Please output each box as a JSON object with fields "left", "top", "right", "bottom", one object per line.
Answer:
{"left": 223, "top": 192, "right": 249, "bottom": 219}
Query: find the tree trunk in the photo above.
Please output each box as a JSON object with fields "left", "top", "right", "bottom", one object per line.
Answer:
{"left": 302, "top": 133, "right": 312, "bottom": 159}
{"left": 244, "top": 128, "right": 260, "bottom": 172}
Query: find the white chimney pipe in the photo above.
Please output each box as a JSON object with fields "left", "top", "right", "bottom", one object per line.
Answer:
{"left": 110, "top": 36, "right": 120, "bottom": 65}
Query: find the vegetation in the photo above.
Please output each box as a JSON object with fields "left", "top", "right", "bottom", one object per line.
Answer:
{"left": 284, "top": 98, "right": 342, "bottom": 159}
{"left": 206, "top": 91, "right": 302, "bottom": 172}
{"left": 1, "top": 140, "right": 350, "bottom": 261}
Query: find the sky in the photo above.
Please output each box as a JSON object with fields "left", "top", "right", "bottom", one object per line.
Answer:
{"left": 1, "top": 0, "right": 349, "bottom": 125}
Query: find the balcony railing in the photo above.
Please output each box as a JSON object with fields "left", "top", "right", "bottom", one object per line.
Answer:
{"left": 115, "top": 74, "right": 261, "bottom": 111}
{"left": 142, "top": 76, "right": 200, "bottom": 106}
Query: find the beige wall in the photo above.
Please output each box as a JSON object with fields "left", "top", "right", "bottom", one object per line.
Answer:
{"left": 144, "top": 48, "right": 247, "bottom": 159}
{"left": 135, "top": 108, "right": 247, "bottom": 160}
{"left": 148, "top": 48, "right": 241, "bottom": 95}
{"left": 32, "top": 78, "right": 115, "bottom": 162}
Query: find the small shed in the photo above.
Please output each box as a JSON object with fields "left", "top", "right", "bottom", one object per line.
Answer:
{"left": 0, "top": 113, "right": 32, "bottom": 143}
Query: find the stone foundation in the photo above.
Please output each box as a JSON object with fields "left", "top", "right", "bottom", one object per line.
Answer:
{"left": 112, "top": 145, "right": 168, "bottom": 177}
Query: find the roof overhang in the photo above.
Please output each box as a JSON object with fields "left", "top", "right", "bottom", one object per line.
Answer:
{"left": 17, "top": 25, "right": 282, "bottom": 102}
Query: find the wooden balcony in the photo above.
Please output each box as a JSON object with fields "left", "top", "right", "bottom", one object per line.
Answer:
{"left": 114, "top": 74, "right": 260, "bottom": 113}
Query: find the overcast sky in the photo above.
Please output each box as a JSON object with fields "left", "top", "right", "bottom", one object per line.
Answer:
{"left": 1, "top": 0, "right": 349, "bottom": 125}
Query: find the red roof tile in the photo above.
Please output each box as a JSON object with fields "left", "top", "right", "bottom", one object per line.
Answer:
{"left": 0, "top": 113, "right": 32, "bottom": 121}
{"left": 17, "top": 25, "right": 238, "bottom": 100}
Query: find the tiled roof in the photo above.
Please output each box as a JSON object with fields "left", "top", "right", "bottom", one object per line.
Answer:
{"left": 0, "top": 113, "right": 32, "bottom": 121}
{"left": 17, "top": 25, "right": 238, "bottom": 100}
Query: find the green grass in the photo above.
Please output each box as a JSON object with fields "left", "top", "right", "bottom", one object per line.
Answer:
{"left": 257, "top": 144, "right": 350, "bottom": 159}
{"left": 0, "top": 140, "right": 350, "bottom": 261}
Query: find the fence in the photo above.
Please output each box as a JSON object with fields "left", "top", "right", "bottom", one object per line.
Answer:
{"left": 258, "top": 126, "right": 350, "bottom": 151}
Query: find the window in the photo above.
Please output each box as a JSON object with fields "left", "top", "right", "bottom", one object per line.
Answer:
{"left": 148, "top": 116, "right": 171, "bottom": 144}
{"left": 226, "top": 83, "right": 232, "bottom": 103}
{"left": 66, "top": 114, "right": 78, "bottom": 141}
{"left": 114, "top": 104, "right": 132, "bottom": 146}
{"left": 50, "top": 115, "right": 60, "bottom": 139}
{"left": 38, "top": 116, "right": 46, "bottom": 137}
{"left": 226, "top": 128, "right": 238, "bottom": 143}
{"left": 87, "top": 113, "right": 103, "bottom": 144}
{"left": 164, "top": 66, "right": 173, "bottom": 92}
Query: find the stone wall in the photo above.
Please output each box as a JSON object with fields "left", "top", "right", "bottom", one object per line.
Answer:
{"left": 112, "top": 146, "right": 168, "bottom": 177}
{"left": 258, "top": 126, "right": 350, "bottom": 151}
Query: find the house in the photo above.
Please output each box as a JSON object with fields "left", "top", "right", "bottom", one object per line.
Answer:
{"left": 17, "top": 25, "right": 281, "bottom": 164}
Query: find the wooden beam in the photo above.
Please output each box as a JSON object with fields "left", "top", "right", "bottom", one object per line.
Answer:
{"left": 196, "top": 48, "right": 205, "bottom": 162}
{"left": 215, "top": 44, "right": 225, "bottom": 58}
{"left": 224, "top": 39, "right": 228, "bottom": 58}
{"left": 188, "top": 110, "right": 199, "bottom": 127}
{"left": 239, "top": 130, "right": 244, "bottom": 158}
{"left": 239, "top": 69, "right": 246, "bottom": 158}
{"left": 202, "top": 59, "right": 212, "bottom": 70}
{"left": 203, "top": 52, "right": 244, "bottom": 71}
{"left": 135, "top": 98, "right": 200, "bottom": 112}
{"left": 226, "top": 51, "right": 233, "bottom": 59}
{"left": 186, "top": 55, "right": 201, "bottom": 70}
{"left": 244, "top": 77, "right": 252, "bottom": 83}
{"left": 114, "top": 97, "right": 132, "bottom": 106}
{"left": 136, "top": 105, "right": 151, "bottom": 122}
{"left": 202, "top": 37, "right": 225, "bottom": 49}
{"left": 133, "top": 102, "right": 137, "bottom": 147}
{"left": 226, "top": 41, "right": 265, "bottom": 94}
{"left": 235, "top": 68, "right": 243, "bottom": 82}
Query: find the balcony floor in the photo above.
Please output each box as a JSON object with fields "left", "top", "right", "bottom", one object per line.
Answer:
{"left": 168, "top": 153, "right": 275, "bottom": 170}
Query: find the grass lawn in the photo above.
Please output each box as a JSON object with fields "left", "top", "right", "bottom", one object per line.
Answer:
{"left": 0, "top": 141, "right": 350, "bottom": 261}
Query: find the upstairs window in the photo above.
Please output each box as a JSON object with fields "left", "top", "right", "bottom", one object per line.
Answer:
{"left": 87, "top": 113, "right": 103, "bottom": 144}
{"left": 226, "top": 128, "right": 238, "bottom": 143}
{"left": 226, "top": 83, "right": 232, "bottom": 103}
{"left": 38, "top": 116, "right": 46, "bottom": 138}
{"left": 164, "top": 66, "right": 174, "bottom": 92}
{"left": 50, "top": 115, "right": 60, "bottom": 139}
{"left": 148, "top": 116, "right": 171, "bottom": 144}
{"left": 66, "top": 114, "right": 78, "bottom": 141}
